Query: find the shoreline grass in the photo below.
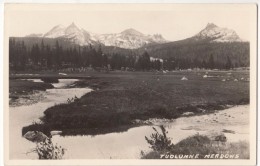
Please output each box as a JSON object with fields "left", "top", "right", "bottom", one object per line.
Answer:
{"left": 9, "top": 79, "right": 54, "bottom": 106}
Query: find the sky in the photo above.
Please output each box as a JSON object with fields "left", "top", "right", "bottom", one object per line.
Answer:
{"left": 5, "top": 4, "right": 255, "bottom": 41}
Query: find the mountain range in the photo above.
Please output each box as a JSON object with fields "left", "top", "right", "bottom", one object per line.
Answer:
{"left": 11, "top": 22, "right": 249, "bottom": 68}
{"left": 25, "top": 22, "right": 244, "bottom": 49}
{"left": 26, "top": 22, "right": 167, "bottom": 49}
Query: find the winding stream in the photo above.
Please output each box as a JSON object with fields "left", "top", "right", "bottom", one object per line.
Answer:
{"left": 9, "top": 79, "right": 92, "bottom": 159}
{"left": 9, "top": 79, "right": 249, "bottom": 159}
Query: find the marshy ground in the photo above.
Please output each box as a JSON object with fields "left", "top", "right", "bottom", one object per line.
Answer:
{"left": 9, "top": 69, "right": 250, "bottom": 159}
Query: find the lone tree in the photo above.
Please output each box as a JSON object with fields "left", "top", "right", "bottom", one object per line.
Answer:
{"left": 137, "top": 51, "right": 151, "bottom": 71}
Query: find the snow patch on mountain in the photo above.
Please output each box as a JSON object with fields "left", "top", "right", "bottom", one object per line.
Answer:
{"left": 44, "top": 24, "right": 66, "bottom": 38}
{"left": 95, "top": 29, "right": 166, "bottom": 49}
{"left": 43, "top": 23, "right": 97, "bottom": 46}
{"left": 194, "top": 23, "right": 243, "bottom": 42}
{"left": 28, "top": 22, "right": 243, "bottom": 48}
{"left": 38, "top": 23, "right": 167, "bottom": 49}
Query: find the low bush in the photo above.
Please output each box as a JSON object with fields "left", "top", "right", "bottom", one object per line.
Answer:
{"left": 35, "top": 138, "right": 65, "bottom": 159}
{"left": 145, "top": 126, "right": 174, "bottom": 151}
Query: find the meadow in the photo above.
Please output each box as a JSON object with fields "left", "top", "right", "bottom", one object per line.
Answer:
{"left": 16, "top": 70, "right": 249, "bottom": 136}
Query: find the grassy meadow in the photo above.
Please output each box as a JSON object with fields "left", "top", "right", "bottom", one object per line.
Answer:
{"left": 9, "top": 79, "right": 54, "bottom": 102}
{"left": 17, "top": 70, "right": 249, "bottom": 136}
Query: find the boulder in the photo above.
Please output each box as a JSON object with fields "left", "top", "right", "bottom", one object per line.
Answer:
{"left": 50, "top": 131, "right": 62, "bottom": 136}
{"left": 23, "top": 131, "right": 49, "bottom": 143}
{"left": 214, "top": 134, "right": 227, "bottom": 142}
{"left": 182, "top": 112, "right": 195, "bottom": 116}
{"left": 181, "top": 76, "right": 188, "bottom": 81}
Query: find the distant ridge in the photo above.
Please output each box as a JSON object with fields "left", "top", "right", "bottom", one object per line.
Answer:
{"left": 29, "top": 23, "right": 167, "bottom": 49}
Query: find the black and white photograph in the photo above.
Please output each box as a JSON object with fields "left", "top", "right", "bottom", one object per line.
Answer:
{"left": 4, "top": 3, "right": 257, "bottom": 165}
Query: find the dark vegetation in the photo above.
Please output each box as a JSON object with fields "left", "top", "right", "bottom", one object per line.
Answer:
{"left": 41, "top": 77, "right": 59, "bottom": 83}
{"left": 10, "top": 37, "right": 249, "bottom": 72}
{"left": 145, "top": 126, "right": 174, "bottom": 151}
{"left": 9, "top": 38, "right": 161, "bottom": 71}
{"left": 138, "top": 39, "right": 249, "bottom": 69}
{"left": 9, "top": 79, "right": 53, "bottom": 99}
{"left": 141, "top": 126, "right": 249, "bottom": 159}
{"left": 27, "top": 136, "right": 65, "bottom": 159}
{"left": 22, "top": 71, "right": 249, "bottom": 136}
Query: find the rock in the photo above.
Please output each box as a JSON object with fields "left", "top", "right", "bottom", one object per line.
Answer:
{"left": 222, "top": 79, "right": 226, "bottom": 82}
{"left": 134, "top": 119, "right": 141, "bottom": 124}
{"left": 50, "top": 131, "right": 62, "bottom": 136}
{"left": 234, "top": 79, "right": 238, "bottom": 81}
{"left": 198, "top": 108, "right": 206, "bottom": 113}
{"left": 214, "top": 134, "right": 227, "bottom": 142}
{"left": 24, "top": 131, "right": 49, "bottom": 143}
{"left": 182, "top": 112, "right": 195, "bottom": 116}
{"left": 181, "top": 76, "right": 188, "bottom": 80}
{"left": 203, "top": 75, "right": 208, "bottom": 78}
{"left": 59, "top": 73, "right": 67, "bottom": 75}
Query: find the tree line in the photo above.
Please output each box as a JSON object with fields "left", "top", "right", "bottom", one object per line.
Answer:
{"left": 9, "top": 38, "right": 244, "bottom": 71}
{"left": 9, "top": 39, "right": 162, "bottom": 71}
{"left": 141, "top": 40, "right": 249, "bottom": 70}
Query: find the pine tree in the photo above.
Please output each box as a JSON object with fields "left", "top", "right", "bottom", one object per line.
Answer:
{"left": 137, "top": 51, "right": 151, "bottom": 70}
{"left": 208, "top": 54, "right": 215, "bottom": 69}
{"left": 225, "top": 55, "right": 233, "bottom": 69}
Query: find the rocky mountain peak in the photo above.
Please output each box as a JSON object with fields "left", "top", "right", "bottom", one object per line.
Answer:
{"left": 205, "top": 23, "right": 218, "bottom": 29}
{"left": 121, "top": 28, "right": 144, "bottom": 36}
{"left": 194, "top": 23, "right": 242, "bottom": 42}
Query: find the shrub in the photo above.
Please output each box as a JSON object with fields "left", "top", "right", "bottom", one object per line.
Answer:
{"left": 142, "top": 127, "right": 250, "bottom": 159}
{"left": 35, "top": 138, "right": 65, "bottom": 159}
{"left": 145, "top": 125, "right": 174, "bottom": 151}
{"left": 170, "top": 134, "right": 215, "bottom": 157}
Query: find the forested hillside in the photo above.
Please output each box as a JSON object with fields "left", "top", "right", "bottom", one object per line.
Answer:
{"left": 138, "top": 39, "right": 250, "bottom": 69}
{"left": 9, "top": 37, "right": 249, "bottom": 71}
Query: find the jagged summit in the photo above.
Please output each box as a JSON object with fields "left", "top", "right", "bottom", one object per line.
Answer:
{"left": 27, "top": 22, "right": 243, "bottom": 49}
{"left": 37, "top": 23, "right": 167, "bottom": 49}
{"left": 64, "top": 23, "right": 81, "bottom": 35}
{"left": 194, "top": 23, "right": 243, "bottom": 42}
{"left": 66, "top": 22, "right": 79, "bottom": 29}
{"left": 121, "top": 28, "right": 144, "bottom": 36}
{"left": 205, "top": 23, "right": 218, "bottom": 29}
{"left": 70, "top": 22, "right": 76, "bottom": 26}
